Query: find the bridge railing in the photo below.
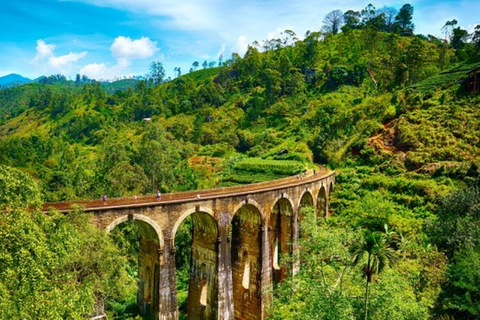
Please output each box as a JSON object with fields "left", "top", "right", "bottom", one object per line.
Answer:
{"left": 42, "top": 165, "right": 333, "bottom": 212}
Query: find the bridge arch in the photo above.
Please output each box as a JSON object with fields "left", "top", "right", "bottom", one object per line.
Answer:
{"left": 106, "top": 214, "right": 163, "bottom": 319}
{"left": 269, "top": 193, "right": 294, "bottom": 216}
{"left": 231, "top": 198, "right": 264, "bottom": 224}
{"left": 298, "top": 190, "right": 314, "bottom": 210}
{"left": 317, "top": 186, "right": 328, "bottom": 218}
{"left": 171, "top": 206, "right": 215, "bottom": 245}
{"left": 171, "top": 207, "right": 219, "bottom": 319}
{"left": 106, "top": 213, "right": 164, "bottom": 248}
{"left": 269, "top": 197, "right": 294, "bottom": 284}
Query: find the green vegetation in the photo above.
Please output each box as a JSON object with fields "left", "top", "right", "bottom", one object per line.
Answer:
{"left": 0, "top": 166, "right": 135, "bottom": 319}
{"left": 1, "top": 2, "right": 480, "bottom": 318}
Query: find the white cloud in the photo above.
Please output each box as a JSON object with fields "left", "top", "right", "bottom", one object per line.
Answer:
{"left": 79, "top": 62, "right": 108, "bottom": 79}
{"left": 78, "top": 36, "right": 158, "bottom": 80}
{"left": 110, "top": 36, "right": 158, "bottom": 60}
{"left": 30, "top": 39, "right": 87, "bottom": 75}
{"left": 231, "top": 35, "right": 248, "bottom": 57}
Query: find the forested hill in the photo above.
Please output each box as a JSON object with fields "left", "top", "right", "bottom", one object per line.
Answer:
{"left": 0, "top": 26, "right": 479, "bottom": 201}
{"left": 2, "top": 7, "right": 480, "bottom": 320}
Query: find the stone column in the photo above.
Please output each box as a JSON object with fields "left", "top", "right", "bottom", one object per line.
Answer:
{"left": 217, "top": 214, "right": 233, "bottom": 319}
{"left": 325, "top": 188, "right": 330, "bottom": 218}
{"left": 260, "top": 222, "right": 272, "bottom": 320}
{"left": 159, "top": 239, "right": 178, "bottom": 320}
{"left": 291, "top": 208, "right": 300, "bottom": 275}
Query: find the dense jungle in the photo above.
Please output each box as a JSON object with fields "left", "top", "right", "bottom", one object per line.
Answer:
{"left": 1, "top": 3, "right": 480, "bottom": 319}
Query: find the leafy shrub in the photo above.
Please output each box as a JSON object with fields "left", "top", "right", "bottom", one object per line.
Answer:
{"left": 233, "top": 158, "right": 304, "bottom": 176}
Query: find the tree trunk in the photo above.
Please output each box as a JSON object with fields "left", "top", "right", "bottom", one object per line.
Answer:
{"left": 364, "top": 279, "right": 370, "bottom": 320}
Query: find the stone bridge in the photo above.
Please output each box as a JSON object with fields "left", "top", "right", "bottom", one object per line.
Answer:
{"left": 44, "top": 169, "right": 335, "bottom": 320}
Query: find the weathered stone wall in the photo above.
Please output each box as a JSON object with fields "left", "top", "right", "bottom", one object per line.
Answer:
{"left": 187, "top": 212, "right": 219, "bottom": 319}
{"left": 231, "top": 205, "right": 262, "bottom": 320}
{"left": 138, "top": 230, "right": 160, "bottom": 319}
{"left": 269, "top": 198, "right": 293, "bottom": 284}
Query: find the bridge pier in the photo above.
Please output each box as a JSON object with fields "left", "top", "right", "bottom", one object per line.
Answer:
{"left": 291, "top": 208, "right": 301, "bottom": 275}
{"left": 217, "top": 213, "right": 234, "bottom": 319}
{"left": 159, "top": 240, "right": 178, "bottom": 320}
{"left": 261, "top": 223, "right": 272, "bottom": 320}
{"left": 138, "top": 234, "right": 161, "bottom": 318}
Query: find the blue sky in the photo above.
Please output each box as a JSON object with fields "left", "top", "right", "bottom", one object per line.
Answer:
{"left": 1, "top": 0, "right": 479, "bottom": 81}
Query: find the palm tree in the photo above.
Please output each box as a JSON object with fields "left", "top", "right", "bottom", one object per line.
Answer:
{"left": 350, "top": 230, "right": 397, "bottom": 320}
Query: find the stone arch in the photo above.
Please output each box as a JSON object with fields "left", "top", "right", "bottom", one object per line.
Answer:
{"left": 171, "top": 208, "right": 219, "bottom": 320}
{"left": 298, "top": 190, "right": 314, "bottom": 211}
{"left": 171, "top": 206, "right": 215, "bottom": 246}
{"left": 106, "top": 214, "right": 163, "bottom": 319}
{"left": 298, "top": 190, "right": 315, "bottom": 238}
{"left": 317, "top": 186, "right": 327, "bottom": 218}
{"left": 269, "top": 197, "right": 294, "bottom": 284}
{"left": 231, "top": 204, "right": 262, "bottom": 320}
{"left": 269, "top": 193, "right": 294, "bottom": 216}
{"left": 231, "top": 198, "right": 264, "bottom": 225}
{"left": 106, "top": 213, "right": 164, "bottom": 249}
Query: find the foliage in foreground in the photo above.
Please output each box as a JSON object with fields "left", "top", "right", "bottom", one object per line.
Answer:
{"left": 269, "top": 208, "right": 440, "bottom": 319}
{"left": 0, "top": 166, "right": 135, "bottom": 319}
{"left": 426, "top": 181, "right": 480, "bottom": 318}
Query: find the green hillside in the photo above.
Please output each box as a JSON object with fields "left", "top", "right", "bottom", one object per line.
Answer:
{"left": 1, "top": 13, "right": 480, "bottom": 319}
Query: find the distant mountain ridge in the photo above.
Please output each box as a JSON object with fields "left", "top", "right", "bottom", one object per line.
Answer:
{"left": 0, "top": 74, "right": 31, "bottom": 87}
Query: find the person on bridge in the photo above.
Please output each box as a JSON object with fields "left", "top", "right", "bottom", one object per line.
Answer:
{"left": 156, "top": 189, "right": 162, "bottom": 200}
{"left": 102, "top": 194, "right": 107, "bottom": 202}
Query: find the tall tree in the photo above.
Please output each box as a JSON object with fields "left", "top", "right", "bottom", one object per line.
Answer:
{"left": 473, "top": 24, "right": 480, "bottom": 48}
{"left": 192, "top": 61, "right": 200, "bottom": 71}
{"left": 378, "top": 6, "right": 398, "bottom": 31}
{"left": 361, "top": 3, "right": 377, "bottom": 25}
{"left": 148, "top": 61, "right": 165, "bottom": 86}
{"left": 342, "top": 10, "right": 361, "bottom": 32}
{"left": 381, "top": 6, "right": 398, "bottom": 25}
{"left": 451, "top": 27, "right": 469, "bottom": 49}
{"left": 174, "top": 67, "right": 182, "bottom": 77}
{"left": 442, "top": 19, "right": 458, "bottom": 42}
{"left": 395, "top": 4, "right": 415, "bottom": 35}
{"left": 351, "top": 230, "right": 398, "bottom": 320}
{"left": 322, "top": 9, "right": 344, "bottom": 35}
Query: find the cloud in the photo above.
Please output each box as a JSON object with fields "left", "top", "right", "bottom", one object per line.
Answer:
{"left": 110, "top": 36, "right": 158, "bottom": 60}
{"left": 231, "top": 35, "right": 248, "bottom": 57}
{"left": 30, "top": 39, "right": 87, "bottom": 75}
{"left": 79, "top": 62, "right": 108, "bottom": 79}
{"left": 79, "top": 36, "right": 159, "bottom": 80}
